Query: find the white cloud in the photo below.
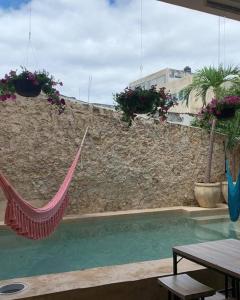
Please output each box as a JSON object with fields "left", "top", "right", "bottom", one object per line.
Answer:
{"left": 0, "top": 0, "right": 240, "bottom": 104}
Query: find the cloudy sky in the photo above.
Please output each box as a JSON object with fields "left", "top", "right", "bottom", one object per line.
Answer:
{"left": 1, "top": 0, "right": 240, "bottom": 104}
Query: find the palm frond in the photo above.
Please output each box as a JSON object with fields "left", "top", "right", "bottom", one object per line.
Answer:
{"left": 180, "top": 65, "right": 240, "bottom": 107}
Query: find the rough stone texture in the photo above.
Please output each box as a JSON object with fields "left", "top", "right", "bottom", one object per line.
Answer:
{"left": 0, "top": 96, "right": 227, "bottom": 214}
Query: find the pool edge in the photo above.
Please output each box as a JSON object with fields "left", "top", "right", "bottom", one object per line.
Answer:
{"left": 0, "top": 204, "right": 228, "bottom": 228}
{"left": 0, "top": 258, "right": 204, "bottom": 300}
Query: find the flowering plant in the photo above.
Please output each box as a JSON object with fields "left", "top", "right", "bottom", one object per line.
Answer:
{"left": 156, "top": 87, "right": 178, "bottom": 120}
{"left": 0, "top": 68, "right": 66, "bottom": 114}
{"left": 198, "top": 96, "right": 240, "bottom": 121}
{"left": 114, "top": 85, "right": 177, "bottom": 126}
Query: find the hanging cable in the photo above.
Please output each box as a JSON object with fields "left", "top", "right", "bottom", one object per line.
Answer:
{"left": 139, "top": 0, "right": 143, "bottom": 77}
{"left": 29, "top": 2, "right": 32, "bottom": 45}
{"left": 25, "top": 2, "right": 39, "bottom": 70}
{"left": 26, "top": 2, "right": 32, "bottom": 68}
{"left": 218, "top": 16, "right": 221, "bottom": 67}
{"left": 88, "top": 75, "right": 92, "bottom": 103}
{"left": 223, "top": 16, "right": 226, "bottom": 68}
{"left": 217, "top": 16, "right": 227, "bottom": 68}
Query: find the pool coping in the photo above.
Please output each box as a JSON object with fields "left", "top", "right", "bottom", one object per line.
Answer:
{"left": 64, "top": 204, "right": 228, "bottom": 220}
{"left": 0, "top": 204, "right": 228, "bottom": 227}
{"left": 0, "top": 203, "right": 228, "bottom": 228}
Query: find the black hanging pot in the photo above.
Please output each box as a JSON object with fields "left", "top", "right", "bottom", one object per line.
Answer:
{"left": 14, "top": 78, "right": 42, "bottom": 97}
{"left": 216, "top": 107, "right": 235, "bottom": 120}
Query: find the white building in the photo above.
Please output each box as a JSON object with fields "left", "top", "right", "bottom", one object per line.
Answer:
{"left": 129, "top": 67, "right": 192, "bottom": 93}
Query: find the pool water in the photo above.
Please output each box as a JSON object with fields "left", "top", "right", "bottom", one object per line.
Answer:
{"left": 0, "top": 212, "right": 236, "bottom": 280}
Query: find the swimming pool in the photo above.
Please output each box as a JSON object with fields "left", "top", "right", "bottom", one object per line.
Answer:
{"left": 0, "top": 211, "right": 236, "bottom": 280}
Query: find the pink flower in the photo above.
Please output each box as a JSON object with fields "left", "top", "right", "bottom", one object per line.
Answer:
{"left": 224, "top": 96, "right": 240, "bottom": 105}
{"left": 0, "top": 95, "right": 7, "bottom": 101}
{"left": 11, "top": 94, "right": 16, "bottom": 100}
{"left": 211, "top": 98, "right": 217, "bottom": 105}
{"left": 160, "top": 115, "right": 167, "bottom": 122}
{"left": 27, "top": 72, "right": 36, "bottom": 81}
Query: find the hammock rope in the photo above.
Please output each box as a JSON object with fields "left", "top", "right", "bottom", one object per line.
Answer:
{"left": 0, "top": 128, "right": 88, "bottom": 240}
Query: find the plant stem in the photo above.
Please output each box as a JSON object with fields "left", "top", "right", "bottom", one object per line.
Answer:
{"left": 205, "top": 118, "right": 217, "bottom": 183}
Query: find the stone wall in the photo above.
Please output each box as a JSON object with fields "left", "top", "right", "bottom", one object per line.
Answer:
{"left": 0, "top": 97, "right": 227, "bottom": 215}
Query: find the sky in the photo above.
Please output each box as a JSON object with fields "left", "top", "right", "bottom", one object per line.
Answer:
{"left": 0, "top": 0, "right": 240, "bottom": 104}
{"left": 0, "top": 0, "right": 29, "bottom": 9}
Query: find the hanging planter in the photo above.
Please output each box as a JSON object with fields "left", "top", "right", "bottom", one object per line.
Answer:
{"left": 114, "top": 86, "right": 177, "bottom": 126}
{"left": 0, "top": 68, "right": 65, "bottom": 114}
{"left": 215, "top": 107, "right": 235, "bottom": 120}
{"left": 14, "top": 78, "right": 42, "bottom": 97}
{"left": 199, "top": 97, "right": 240, "bottom": 123}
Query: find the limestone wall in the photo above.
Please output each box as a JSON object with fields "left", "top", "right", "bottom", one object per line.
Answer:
{"left": 0, "top": 97, "right": 227, "bottom": 215}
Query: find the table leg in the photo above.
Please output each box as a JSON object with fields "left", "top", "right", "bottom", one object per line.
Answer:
{"left": 225, "top": 275, "right": 229, "bottom": 299}
{"left": 232, "top": 277, "right": 236, "bottom": 298}
{"left": 236, "top": 279, "right": 239, "bottom": 300}
{"left": 168, "top": 290, "right": 171, "bottom": 300}
{"left": 173, "top": 251, "right": 178, "bottom": 275}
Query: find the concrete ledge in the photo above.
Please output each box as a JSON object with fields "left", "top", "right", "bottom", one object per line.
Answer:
{"left": 0, "top": 258, "right": 204, "bottom": 300}
{"left": 61, "top": 204, "right": 229, "bottom": 222}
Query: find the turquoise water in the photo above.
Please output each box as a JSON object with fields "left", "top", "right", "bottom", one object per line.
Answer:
{"left": 0, "top": 213, "right": 236, "bottom": 280}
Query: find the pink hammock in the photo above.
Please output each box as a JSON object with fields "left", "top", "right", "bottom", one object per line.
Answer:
{"left": 0, "top": 128, "right": 88, "bottom": 240}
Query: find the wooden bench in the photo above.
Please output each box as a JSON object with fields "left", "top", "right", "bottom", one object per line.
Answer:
{"left": 158, "top": 274, "right": 216, "bottom": 300}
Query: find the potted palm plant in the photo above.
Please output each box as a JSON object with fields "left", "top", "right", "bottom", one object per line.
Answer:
{"left": 196, "top": 102, "right": 240, "bottom": 203}
{"left": 182, "top": 65, "right": 240, "bottom": 208}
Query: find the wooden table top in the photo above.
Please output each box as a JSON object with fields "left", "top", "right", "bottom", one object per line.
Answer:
{"left": 173, "top": 239, "right": 240, "bottom": 279}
